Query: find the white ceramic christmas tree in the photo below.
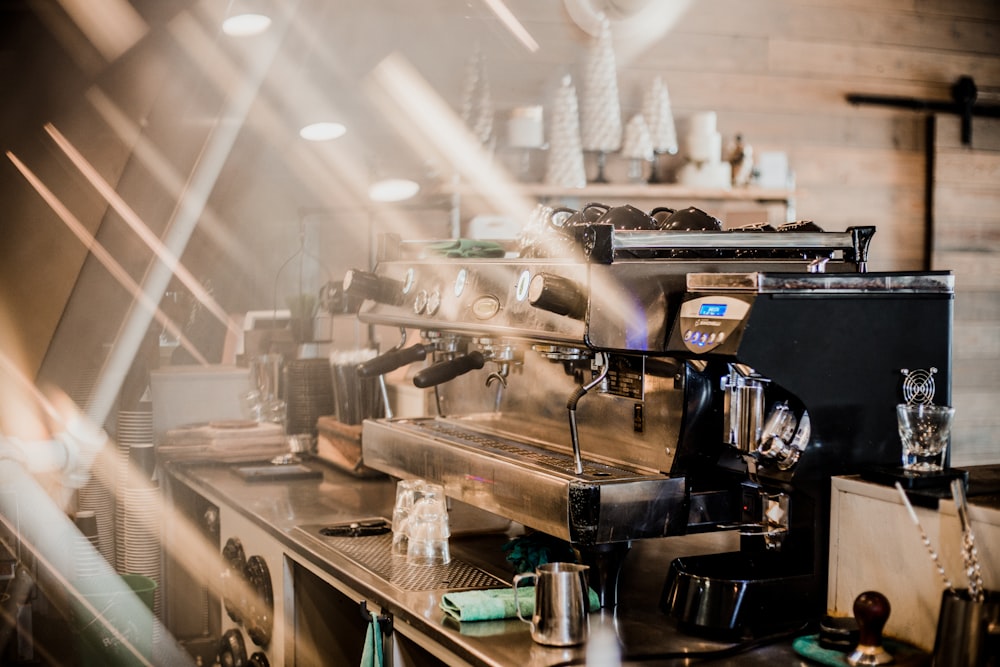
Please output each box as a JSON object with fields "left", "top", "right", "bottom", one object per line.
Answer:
{"left": 622, "top": 114, "right": 653, "bottom": 183}
{"left": 642, "top": 76, "right": 678, "bottom": 183}
{"left": 545, "top": 75, "right": 587, "bottom": 189}
{"left": 580, "top": 15, "right": 622, "bottom": 183}
{"left": 461, "top": 45, "right": 494, "bottom": 148}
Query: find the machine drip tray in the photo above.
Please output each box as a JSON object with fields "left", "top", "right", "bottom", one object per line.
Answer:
{"left": 661, "top": 551, "right": 819, "bottom": 639}
{"left": 295, "top": 522, "right": 507, "bottom": 592}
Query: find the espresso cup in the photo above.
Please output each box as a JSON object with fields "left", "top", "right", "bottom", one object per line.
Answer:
{"left": 513, "top": 562, "right": 590, "bottom": 646}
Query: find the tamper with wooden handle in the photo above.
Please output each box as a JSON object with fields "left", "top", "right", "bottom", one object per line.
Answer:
{"left": 847, "top": 591, "right": 894, "bottom": 666}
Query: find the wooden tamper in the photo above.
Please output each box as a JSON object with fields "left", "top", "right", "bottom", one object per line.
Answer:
{"left": 847, "top": 590, "right": 894, "bottom": 665}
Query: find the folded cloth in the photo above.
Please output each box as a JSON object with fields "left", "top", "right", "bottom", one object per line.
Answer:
{"left": 426, "top": 239, "right": 506, "bottom": 258}
{"left": 360, "top": 611, "right": 383, "bottom": 667}
{"left": 440, "top": 586, "right": 601, "bottom": 622}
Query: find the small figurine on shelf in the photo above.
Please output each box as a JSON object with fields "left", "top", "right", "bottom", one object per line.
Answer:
{"left": 728, "top": 133, "right": 755, "bottom": 187}
{"left": 622, "top": 114, "right": 653, "bottom": 183}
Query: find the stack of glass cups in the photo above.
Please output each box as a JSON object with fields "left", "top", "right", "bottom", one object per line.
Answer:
{"left": 391, "top": 479, "right": 450, "bottom": 566}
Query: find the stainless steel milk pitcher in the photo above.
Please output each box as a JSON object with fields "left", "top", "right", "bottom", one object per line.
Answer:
{"left": 513, "top": 562, "right": 590, "bottom": 646}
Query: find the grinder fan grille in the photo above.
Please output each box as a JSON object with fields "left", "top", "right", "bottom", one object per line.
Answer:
{"left": 901, "top": 367, "right": 937, "bottom": 406}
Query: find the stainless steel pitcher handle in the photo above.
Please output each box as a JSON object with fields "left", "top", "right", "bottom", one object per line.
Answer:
{"left": 512, "top": 573, "right": 535, "bottom": 625}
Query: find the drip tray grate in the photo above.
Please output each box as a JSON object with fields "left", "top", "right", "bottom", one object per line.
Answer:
{"left": 296, "top": 523, "right": 507, "bottom": 591}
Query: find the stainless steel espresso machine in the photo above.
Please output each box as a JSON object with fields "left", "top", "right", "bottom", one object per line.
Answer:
{"left": 343, "top": 203, "right": 953, "bottom": 638}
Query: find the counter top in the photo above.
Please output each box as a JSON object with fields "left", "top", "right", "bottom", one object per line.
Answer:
{"left": 162, "top": 456, "right": 820, "bottom": 666}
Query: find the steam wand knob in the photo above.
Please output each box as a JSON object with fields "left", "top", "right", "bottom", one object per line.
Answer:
{"left": 847, "top": 591, "right": 894, "bottom": 666}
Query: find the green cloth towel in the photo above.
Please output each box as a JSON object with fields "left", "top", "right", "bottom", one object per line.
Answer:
{"left": 426, "top": 239, "right": 506, "bottom": 258}
{"left": 360, "top": 611, "right": 383, "bottom": 667}
{"left": 440, "top": 586, "right": 600, "bottom": 622}
{"left": 791, "top": 634, "right": 927, "bottom": 666}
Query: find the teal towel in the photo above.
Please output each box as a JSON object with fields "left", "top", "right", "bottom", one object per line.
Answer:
{"left": 440, "top": 586, "right": 600, "bottom": 622}
{"left": 360, "top": 611, "right": 383, "bottom": 667}
{"left": 426, "top": 239, "right": 506, "bottom": 258}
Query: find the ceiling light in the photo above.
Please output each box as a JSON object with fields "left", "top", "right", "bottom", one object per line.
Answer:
{"left": 222, "top": 0, "right": 272, "bottom": 36}
{"left": 299, "top": 122, "right": 347, "bottom": 141}
{"left": 368, "top": 178, "right": 420, "bottom": 203}
{"left": 223, "top": 13, "right": 271, "bottom": 36}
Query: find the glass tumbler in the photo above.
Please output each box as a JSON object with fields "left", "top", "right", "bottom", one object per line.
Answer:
{"left": 897, "top": 403, "right": 955, "bottom": 472}
{"left": 405, "top": 485, "right": 450, "bottom": 566}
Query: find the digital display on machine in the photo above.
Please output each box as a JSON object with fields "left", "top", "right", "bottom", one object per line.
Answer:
{"left": 698, "top": 303, "right": 728, "bottom": 317}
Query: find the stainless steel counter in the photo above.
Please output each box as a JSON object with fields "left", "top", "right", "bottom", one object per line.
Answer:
{"left": 161, "top": 456, "right": 815, "bottom": 666}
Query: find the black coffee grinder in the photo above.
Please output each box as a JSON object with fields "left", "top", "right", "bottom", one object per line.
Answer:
{"left": 661, "top": 270, "right": 954, "bottom": 638}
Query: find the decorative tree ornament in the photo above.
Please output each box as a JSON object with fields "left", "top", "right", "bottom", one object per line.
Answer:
{"left": 622, "top": 114, "right": 653, "bottom": 183}
{"left": 580, "top": 15, "right": 622, "bottom": 183}
{"left": 461, "top": 45, "right": 494, "bottom": 147}
{"left": 642, "top": 76, "right": 678, "bottom": 183}
{"left": 545, "top": 75, "right": 587, "bottom": 188}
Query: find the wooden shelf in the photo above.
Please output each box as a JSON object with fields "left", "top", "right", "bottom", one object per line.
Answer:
{"left": 512, "top": 183, "right": 794, "bottom": 203}
{"left": 438, "top": 182, "right": 797, "bottom": 232}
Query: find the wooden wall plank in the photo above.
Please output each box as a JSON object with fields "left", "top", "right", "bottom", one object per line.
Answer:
{"left": 790, "top": 147, "right": 925, "bottom": 186}
{"left": 674, "top": 1, "right": 999, "bottom": 54}
{"left": 769, "top": 39, "right": 1000, "bottom": 83}
{"left": 954, "top": 291, "right": 1000, "bottom": 321}
{"left": 934, "top": 252, "right": 1000, "bottom": 286}
{"left": 934, "top": 220, "right": 1000, "bottom": 250}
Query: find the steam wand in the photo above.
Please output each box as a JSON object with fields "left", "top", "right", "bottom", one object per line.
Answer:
{"left": 566, "top": 354, "right": 609, "bottom": 475}
{"left": 894, "top": 482, "right": 953, "bottom": 592}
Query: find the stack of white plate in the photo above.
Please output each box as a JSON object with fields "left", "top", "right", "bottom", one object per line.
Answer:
{"left": 72, "top": 510, "right": 105, "bottom": 579}
{"left": 77, "top": 439, "right": 116, "bottom": 568}
{"left": 119, "top": 483, "right": 162, "bottom": 645}
{"left": 114, "top": 408, "right": 162, "bottom": 645}
{"left": 68, "top": 367, "right": 99, "bottom": 414}
{"left": 115, "top": 409, "right": 154, "bottom": 569}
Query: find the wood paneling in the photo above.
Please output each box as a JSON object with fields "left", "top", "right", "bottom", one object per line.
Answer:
{"left": 934, "top": 112, "right": 1000, "bottom": 465}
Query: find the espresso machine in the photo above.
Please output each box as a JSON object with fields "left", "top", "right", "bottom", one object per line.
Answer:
{"left": 343, "top": 203, "right": 953, "bottom": 636}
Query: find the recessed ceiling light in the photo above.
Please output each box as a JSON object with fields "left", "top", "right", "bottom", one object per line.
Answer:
{"left": 368, "top": 178, "right": 420, "bottom": 202}
{"left": 299, "top": 122, "right": 347, "bottom": 141}
{"left": 299, "top": 121, "right": 347, "bottom": 141}
{"left": 222, "top": 13, "right": 272, "bottom": 37}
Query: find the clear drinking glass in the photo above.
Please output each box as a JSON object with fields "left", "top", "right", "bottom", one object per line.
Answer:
{"left": 405, "top": 484, "right": 450, "bottom": 566}
{"left": 897, "top": 403, "right": 955, "bottom": 472}
{"left": 391, "top": 479, "right": 423, "bottom": 556}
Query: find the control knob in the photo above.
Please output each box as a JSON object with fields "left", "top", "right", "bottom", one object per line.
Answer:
{"left": 528, "top": 273, "right": 587, "bottom": 320}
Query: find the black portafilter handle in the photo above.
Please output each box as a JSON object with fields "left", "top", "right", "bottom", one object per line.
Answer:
{"left": 412, "top": 351, "right": 486, "bottom": 389}
{"left": 357, "top": 345, "right": 430, "bottom": 378}
{"left": 848, "top": 591, "right": 893, "bottom": 666}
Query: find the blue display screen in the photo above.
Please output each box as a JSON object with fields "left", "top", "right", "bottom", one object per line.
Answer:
{"left": 698, "top": 303, "right": 727, "bottom": 317}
